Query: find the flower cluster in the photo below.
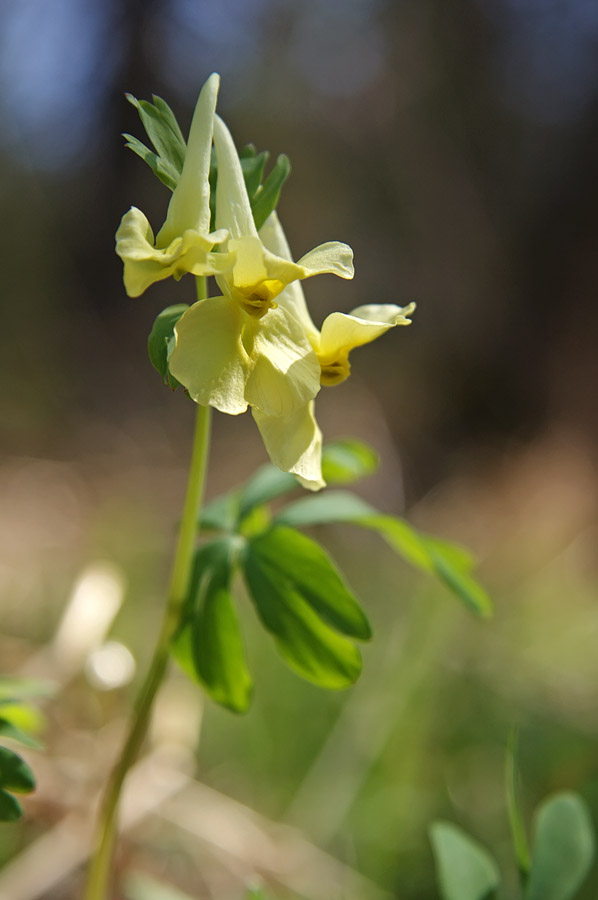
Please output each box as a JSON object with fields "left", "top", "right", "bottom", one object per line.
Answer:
{"left": 116, "top": 73, "right": 414, "bottom": 489}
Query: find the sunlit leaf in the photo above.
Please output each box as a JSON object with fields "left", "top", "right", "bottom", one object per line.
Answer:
{"left": 0, "top": 718, "right": 42, "bottom": 750}
{"left": 249, "top": 526, "right": 370, "bottom": 639}
{"left": 525, "top": 793, "right": 595, "bottom": 900}
{"left": 243, "top": 533, "right": 363, "bottom": 689}
{"left": 430, "top": 821, "right": 500, "bottom": 900}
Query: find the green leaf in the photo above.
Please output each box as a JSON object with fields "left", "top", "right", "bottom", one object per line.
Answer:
{"left": 147, "top": 304, "right": 189, "bottom": 388}
{"left": 275, "top": 491, "right": 492, "bottom": 618}
{"left": 525, "top": 793, "right": 595, "bottom": 900}
{"left": 190, "top": 543, "right": 253, "bottom": 713}
{"left": 0, "top": 718, "right": 42, "bottom": 750}
{"left": 172, "top": 538, "right": 252, "bottom": 713}
{"left": 430, "top": 821, "right": 500, "bottom": 900}
{"left": 0, "top": 746, "right": 35, "bottom": 794}
{"left": 321, "top": 438, "right": 380, "bottom": 484}
{"left": 241, "top": 150, "right": 269, "bottom": 201}
{"left": 123, "top": 134, "right": 180, "bottom": 191}
{"left": 251, "top": 154, "right": 291, "bottom": 231}
{"left": 0, "top": 788, "right": 22, "bottom": 822}
{"left": 276, "top": 490, "right": 375, "bottom": 529}
{"left": 126, "top": 93, "right": 186, "bottom": 182}
{"left": 200, "top": 491, "right": 240, "bottom": 532}
{"left": 505, "top": 728, "right": 532, "bottom": 882}
{"left": 248, "top": 526, "right": 371, "bottom": 640}
{"left": 243, "top": 537, "right": 363, "bottom": 690}
{"left": 238, "top": 464, "right": 299, "bottom": 519}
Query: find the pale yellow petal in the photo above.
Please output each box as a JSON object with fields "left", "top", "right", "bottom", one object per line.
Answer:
{"left": 259, "top": 213, "right": 319, "bottom": 341}
{"left": 213, "top": 115, "right": 257, "bottom": 239}
{"left": 253, "top": 402, "right": 324, "bottom": 491}
{"left": 115, "top": 208, "right": 232, "bottom": 297}
{"left": 157, "top": 73, "right": 220, "bottom": 246}
{"left": 243, "top": 307, "right": 321, "bottom": 417}
{"left": 295, "top": 241, "right": 354, "bottom": 280}
{"left": 169, "top": 296, "right": 250, "bottom": 414}
{"left": 319, "top": 303, "right": 414, "bottom": 361}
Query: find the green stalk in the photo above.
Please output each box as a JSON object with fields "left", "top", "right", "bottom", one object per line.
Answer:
{"left": 84, "top": 277, "right": 211, "bottom": 900}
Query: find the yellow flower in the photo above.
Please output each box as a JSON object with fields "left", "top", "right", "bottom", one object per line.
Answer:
{"left": 115, "top": 73, "right": 232, "bottom": 297}
{"left": 168, "top": 116, "right": 356, "bottom": 491}
{"left": 250, "top": 213, "right": 415, "bottom": 488}
{"left": 260, "top": 212, "right": 415, "bottom": 385}
{"left": 211, "top": 114, "right": 354, "bottom": 316}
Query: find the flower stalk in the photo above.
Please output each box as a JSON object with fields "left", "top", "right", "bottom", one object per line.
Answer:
{"left": 83, "top": 280, "right": 212, "bottom": 900}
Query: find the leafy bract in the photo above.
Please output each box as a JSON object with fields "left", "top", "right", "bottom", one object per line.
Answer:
{"left": 148, "top": 304, "right": 189, "bottom": 388}
{"left": 243, "top": 527, "right": 365, "bottom": 689}
{"left": 430, "top": 821, "right": 500, "bottom": 900}
{"left": 251, "top": 154, "right": 291, "bottom": 231}
{"left": 525, "top": 793, "right": 595, "bottom": 900}
{"left": 275, "top": 491, "right": 492, "bottom": 617}
{"left": 172, "top": 538, "right": 252, "bottom": 713}
{"left": 125, "top": 94, "right": 186, "bottom": 191}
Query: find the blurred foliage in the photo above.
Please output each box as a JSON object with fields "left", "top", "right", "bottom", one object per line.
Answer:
{"left": 1, "top": 0, "right": 598, "bottom": 898}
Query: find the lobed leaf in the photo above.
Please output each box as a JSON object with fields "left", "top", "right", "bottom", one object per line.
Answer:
{"left": 123, "top": 134, "right": 179, "bottom": 191}
{"left": 276, "top": 491, "right": 492, "bottom": 618}
{"left": 125, "top": 93, "right": 186, "bottom": 185}
{"left": 430, "top": 821, "right": 500, "bottom": 900}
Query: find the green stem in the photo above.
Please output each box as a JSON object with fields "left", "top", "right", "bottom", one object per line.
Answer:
{"left": 84, "top": 279, "right": 211, "bottom": 900}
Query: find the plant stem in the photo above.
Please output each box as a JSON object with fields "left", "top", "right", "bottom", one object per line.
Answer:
{"left": 84, "top": 279, "right": 211, "bottom": 900}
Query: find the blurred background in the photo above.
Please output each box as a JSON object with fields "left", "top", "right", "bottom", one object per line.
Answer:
{"left": 1, "top": 0, "right": 597, "bottom": 897}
